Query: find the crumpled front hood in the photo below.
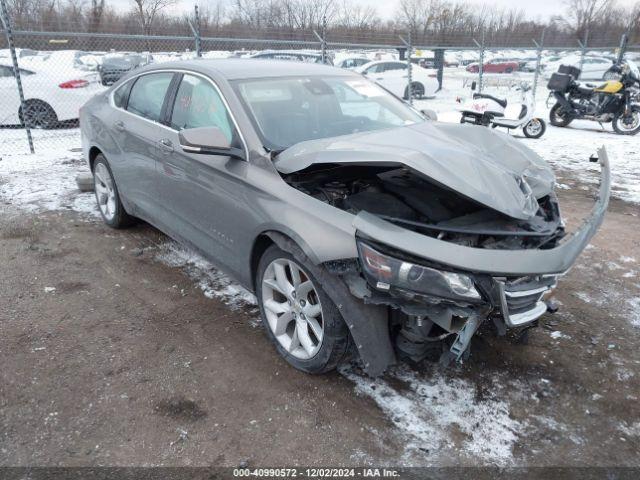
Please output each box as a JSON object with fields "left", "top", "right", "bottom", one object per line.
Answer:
{"left": 275, "top": 121, "right": 556, "bottom": 220}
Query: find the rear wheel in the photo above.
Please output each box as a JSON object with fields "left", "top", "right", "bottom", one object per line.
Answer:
{"left": 256, "top": 245, "right": 350, "bottom": 374}
{"left": 612, "top": 105, "right": 640, "bottom": 135}
{"left": 523, "top": 118, "right": 546, "bottom": 138}
{"left": 20, "top": 100, "right": 58, "bottom": 129}
{"left": 92, "top": 155, "right": 135, "bottom": 228}
{"left": 405, "top": 82, "right": 425, "bottom": 99}
{"left": 504, "top": 67, "right": 514, "bottom": 74}
{"left": 549, "top": 102, "right": 573, "bottom": 127}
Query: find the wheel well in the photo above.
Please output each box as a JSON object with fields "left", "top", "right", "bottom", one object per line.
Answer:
{"left": 250, "top": 234, "right": 276, "bottom": 290}
{"left": 88, "top": 147, "right": 103, "bottom": 172}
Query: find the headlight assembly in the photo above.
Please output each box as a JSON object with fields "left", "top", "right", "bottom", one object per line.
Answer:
{"left": 357, "top": 241, "right": 482, "bottom": 302}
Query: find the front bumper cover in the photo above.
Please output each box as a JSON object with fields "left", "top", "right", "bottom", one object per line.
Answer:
{"left": 353, "top": 147, "right": 611, "bottom": 277}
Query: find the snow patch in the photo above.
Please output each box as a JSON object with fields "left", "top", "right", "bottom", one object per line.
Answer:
{"left": 340, "top": 364, "right": 525, "bottom": 465}
{"left": 0, "top": 148, "right": 97, "bottom": 218}
{"left": 156, "top": 242, "right": 258, "bottom": 317}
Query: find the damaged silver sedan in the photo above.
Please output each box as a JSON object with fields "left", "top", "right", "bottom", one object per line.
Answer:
{"left": 80, "top": 59, "right": 611, "bottom": 376}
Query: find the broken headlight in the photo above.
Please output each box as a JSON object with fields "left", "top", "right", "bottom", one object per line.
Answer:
{"left": 357, "top": 242, "right": 482, "bottom": 302}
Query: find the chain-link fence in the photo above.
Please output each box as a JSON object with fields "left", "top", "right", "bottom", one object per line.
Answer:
{"left": 1, "top": 2, "right": 637, "bottom": 155}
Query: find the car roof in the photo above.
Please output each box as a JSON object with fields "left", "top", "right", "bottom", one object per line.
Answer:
{"left": 138, "top": 58, "right": 354, "bottom": 80}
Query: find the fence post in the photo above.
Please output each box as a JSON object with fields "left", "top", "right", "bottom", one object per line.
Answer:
{"left": 617, "top": 33, "right": 628, "bottom": 63}
{"left": 473, "top": 28, "right": 485, "bottom": 93}
{"left": 578, "top": 27, "right": 589, "bottom": 75}
{"left": 313, "top": 16, "right": 328, "bottom": 64}
{"left": 399, "top": 32, "right": 413, "bottom": 105}
{"left": 194, "top": 4, "right": 201, "bottom": 58}
{"left": 0, "top": 0, "right": 35, "bottom": 154}
{"left": 321, "top": 15, "right": 327, "bottom": 64}
{"left": 532, "top": 29, "right": 545, "bottom": 101}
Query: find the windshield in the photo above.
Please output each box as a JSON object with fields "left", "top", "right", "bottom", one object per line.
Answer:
{"left": 232, "top": 76, "right": 424, "bottom": 151}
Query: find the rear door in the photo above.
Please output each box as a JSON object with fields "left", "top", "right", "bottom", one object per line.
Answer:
{"left": 110, "top": 71, "right": 176, "bottom": 217}
{"left": 372, "top": 62, "right": 408, "bottom": 97}
{"left": 155, "top": 72, "right": 250, "bottom": 272}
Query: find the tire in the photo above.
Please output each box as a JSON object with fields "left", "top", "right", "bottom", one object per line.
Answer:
{"left": 19, "top": 100, "right": 58, "bottom": 129}
{"left": 256, "top": 245, "right": 351, "bottom": 374}
{"left": 404, "top": 82, "right": 424, "bottom": 99}
{"left": 523, "top": 118, "right": 546, "bottom": 138}
{"left": 612, "top": 105, "right": 640, "bottom": 135}
{"left": 549, "top": 102, "right": 573, "bottom": 127}
{"left": 92, "top": 154, "right": 135, "bottom": 228}
{"left": 505, "top": 67, "right": 513, "bottom": 74}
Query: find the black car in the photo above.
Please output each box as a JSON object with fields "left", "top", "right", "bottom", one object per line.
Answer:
{"left": 99, "top": 53, "right": 153, "bottom": 86}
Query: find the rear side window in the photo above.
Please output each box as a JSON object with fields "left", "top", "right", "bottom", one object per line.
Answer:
{"left": 170, "top": 74, "right": 235, "bottom": 143}
{"left": 126, "top": 72, "right": 173, "bottom": 122}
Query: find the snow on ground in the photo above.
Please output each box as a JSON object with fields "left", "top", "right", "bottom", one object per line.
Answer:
{"left": 0, "top": 140, "right": 98, "bottom": 218}
{"left": 340, "top": 364, "right": 528, "bottom": 466}
{"left": 155, "top": 241, "right": 258, "bottom": 315}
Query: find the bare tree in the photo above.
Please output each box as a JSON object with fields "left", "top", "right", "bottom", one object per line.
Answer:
{"left": 87, "top": 0, "right": 105, "bottom": 32}
{"left": 131, "top": 0, "right": 176, "bottom": 35}
{"left": 563, "top": 0, "right": 614, "bottom": 39}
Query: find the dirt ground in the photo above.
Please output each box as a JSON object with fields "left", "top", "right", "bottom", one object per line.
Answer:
{"left": 1, "top": 182, "right": 639, "bottom": 468}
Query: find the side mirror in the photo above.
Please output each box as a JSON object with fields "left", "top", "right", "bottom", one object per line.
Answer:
{"left": 471, "top": 80, "right": 477, "bottom": 91}
{"left": 421, "top": 109, "right": 438, "bottom": 121}
{"left": 178, "top": 126, "right": 245, "bottom": 160}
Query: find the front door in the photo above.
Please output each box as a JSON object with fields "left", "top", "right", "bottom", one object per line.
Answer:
{"left": 155, "top": 73, "right": 249, "bottom": 274}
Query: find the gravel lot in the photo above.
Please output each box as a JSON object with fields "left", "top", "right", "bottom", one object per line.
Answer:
{"left": 1, "top": 109, "right": 640, "bottom": 468}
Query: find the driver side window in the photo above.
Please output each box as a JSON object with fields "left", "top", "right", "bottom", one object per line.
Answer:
{"left": 170, "top": 74, "right": 236, "bottom": 144}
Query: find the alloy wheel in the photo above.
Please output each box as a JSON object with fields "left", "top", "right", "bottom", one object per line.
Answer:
{"left": 22, "top": 102, "right": 55, "bottom": 128}
{"left": 619, "top": 111, "right": 640, "bottom": 132}
{"left": 261, "top": 258, "right": 324, "bottom": 360}
{"left": 525, "top": 119, "right": 542, "bottom": 136}
{"left": 94, "top": 163, "right": 117, "bottom": 221}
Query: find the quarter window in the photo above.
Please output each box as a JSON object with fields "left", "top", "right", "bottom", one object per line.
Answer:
{"left": 126, "top": 72, "right": 173, "bottom": 122}
{"left": 170, "top": 74, "right": 235, "bottom": 143}
{"left": 113, "top": 80, "right": 133, "bottom": 109}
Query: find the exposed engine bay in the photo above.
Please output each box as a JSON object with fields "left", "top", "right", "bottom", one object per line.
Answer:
{"left": 283, "top": 162, "right": 567, "bottom": 365}
{"left": 283, "top": 163, "right": 565, "bottom": 250}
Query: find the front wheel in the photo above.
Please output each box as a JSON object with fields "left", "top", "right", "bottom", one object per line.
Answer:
{"left": 523, "top": 118, "right": 546, "bottom": 138}
{"left": 549, "top": 102, "right": 573, "bottom": 127}
{"left": 612, "top": 106, "right": 640, "bottom": 135}
{"left": 256, "top": 245, "right": 351, "bottom": 374}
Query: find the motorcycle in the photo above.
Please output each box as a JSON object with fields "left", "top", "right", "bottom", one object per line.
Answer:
{"left": 547, "top": 60, "right": 640, "bottom": 135}
{"left": 458, "top": 81, "right": 546, "bottom": 138}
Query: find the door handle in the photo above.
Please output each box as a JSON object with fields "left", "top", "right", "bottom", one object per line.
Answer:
{"left": 113, "top": 121, "right": 125, "bottom": 132}
{"left": 158, "top": 138, "right": 174, "bottom": 153}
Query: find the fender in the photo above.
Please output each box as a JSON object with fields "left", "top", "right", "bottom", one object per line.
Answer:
{"left": 266, "top": 232, "right": 396, "bottom": 377}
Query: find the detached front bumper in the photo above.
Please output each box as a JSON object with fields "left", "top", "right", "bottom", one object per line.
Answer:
{"left": 353, "top": 148, "right": 610, "bottom": 329}
{"left": 354, "top": 147, "right": 610, "bottom": 277}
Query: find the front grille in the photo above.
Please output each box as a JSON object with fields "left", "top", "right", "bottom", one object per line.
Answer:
{"left": 498, "top": 276, "right": 557, "bottom": 327}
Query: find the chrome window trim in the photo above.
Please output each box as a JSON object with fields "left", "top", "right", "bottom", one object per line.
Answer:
{"left": 109, "top": 68, "right": 249, "bottom": 160}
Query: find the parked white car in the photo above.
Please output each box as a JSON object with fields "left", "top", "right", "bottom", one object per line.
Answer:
{"left": 355, "top": 60, "right": 439, "bottom": 99}
{"left": 544, "top": 55, "right": 614, "bottom": 80}
{"left": 0, "top": 59, "right": 105, "bottom": 128}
